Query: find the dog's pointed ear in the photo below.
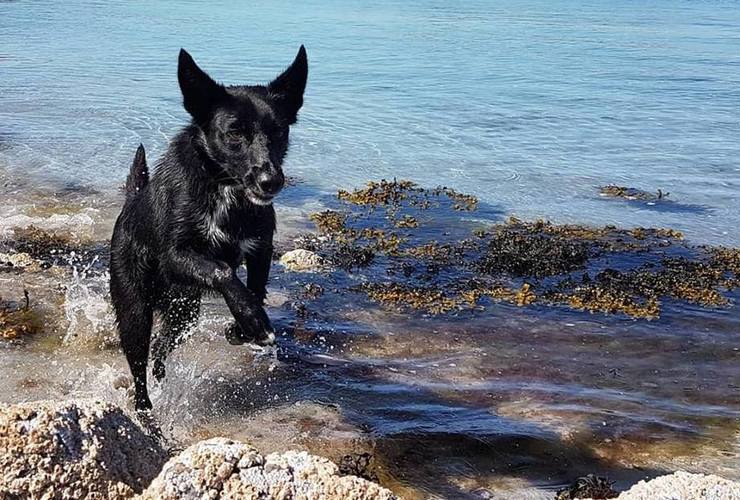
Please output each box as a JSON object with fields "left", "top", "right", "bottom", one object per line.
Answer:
{"left": 178, "top": 49, "right": 227, "bottom": 124}
{"left": 268, "top": 45, "right": 308, "bottom": 124}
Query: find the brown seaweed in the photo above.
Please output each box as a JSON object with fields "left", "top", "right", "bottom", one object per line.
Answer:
{"left": 1, "top": 291, "right": 43, "bottom": 340}
{"left": 555, "top": 474, "right": 618, "bottom": 500}
{"left": 294, "top": 180, "right": 737, "bottom": 319}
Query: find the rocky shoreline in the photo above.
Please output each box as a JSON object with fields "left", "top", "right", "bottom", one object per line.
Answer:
{"left": 0, "top": 400, "right": 398, "bottom": 499}
{"left": 1, "top": 399, "right": 738, "bottom": 499}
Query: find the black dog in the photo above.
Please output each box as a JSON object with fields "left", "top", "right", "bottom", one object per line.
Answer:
{"left": 110, "top": 46, "right": 308, "bottom": 411}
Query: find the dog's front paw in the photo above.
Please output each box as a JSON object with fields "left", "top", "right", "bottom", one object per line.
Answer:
{"left": 224, "top": 320, "right": 275, "bottom": 346}
{"left": 253, "top": 327, "right": 276, "bottom": 346}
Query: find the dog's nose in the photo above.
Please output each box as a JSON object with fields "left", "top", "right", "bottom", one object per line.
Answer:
{"left": 256, "top": 171, "right": 283, "bottom": 195}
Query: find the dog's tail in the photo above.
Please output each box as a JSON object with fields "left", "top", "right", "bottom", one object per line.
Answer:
{"left": 125, "top": 144, "right": 149, "bottom": 197}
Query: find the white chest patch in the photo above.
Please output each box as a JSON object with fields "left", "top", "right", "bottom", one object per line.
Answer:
{"left": 203, "top": 185, "right": 238, "bottom": 245}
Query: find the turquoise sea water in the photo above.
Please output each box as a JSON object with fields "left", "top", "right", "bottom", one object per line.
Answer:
{"left": 1, "top": 0, "right": 740, "bottom": 244}
{"left": 1, "top": 2, "right": 740, "bottom": 498}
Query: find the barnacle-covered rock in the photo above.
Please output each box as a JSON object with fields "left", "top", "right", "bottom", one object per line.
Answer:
{"left": 0, "top": 400, "right": 167, "bottom": 499}
{"left": 141, "top": 437, "right": 397, "bottom": 500}
{"left": 601, "top": 471, "right": 739, "bottom": 500}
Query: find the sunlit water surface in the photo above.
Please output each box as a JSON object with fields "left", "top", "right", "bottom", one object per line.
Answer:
{"left": 1, "top": 1, "right": 739, "bottom": 498}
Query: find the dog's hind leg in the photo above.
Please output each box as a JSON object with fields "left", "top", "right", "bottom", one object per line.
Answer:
{"left": 117, "top": 295, "right": 154, "bottom": 411}
{"left": 110, "top": 253, "right": 155, "bottom": 411}
{"left": 152, "top": 290, "right": 201, "bottom": 382}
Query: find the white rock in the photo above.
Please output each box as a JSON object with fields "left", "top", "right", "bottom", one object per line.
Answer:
{"left": 589, "top": 471, "right": 740, "bottom": 500}
{"left": 279, "top": 249, "right": 327, "bottom": 272}
{"left": 141, "top": 437, "right": 397, "bottom": 500}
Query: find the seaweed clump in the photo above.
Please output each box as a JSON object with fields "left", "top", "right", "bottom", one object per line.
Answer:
{"left": 546, "top": 255, "right": 736, "bottom": 318}
{"left": 476, "top": 222, "right": 592, "bottom": 278}
{"left": 1, "top": 292, "right": 43, "bottom": 340}
{"left": 359, "top": 283, "right": 461, "bottom": 315}
{"left": 310, "top": 210, "right": 348, "bottom": 234}
{"left": 548, "top": 275, "right": 662, "bottom": 319}
{"left": 308, "top": 209, "right": 404, "bottom": 267}
{"left": 338, "top": 453, "right": 378, "bottom": 482}
{"left": 357, "top": 282, "right": 536, "bottom": 314}
{"left": 555, "top": 474, "right": 618, "bottom": 500}
{"left": 291, "top": 180, "right": 737, "bottom": 319}
{"left": 12, "top": 226, "right": 77, "bottom": 259}
{"left": 337, "top": 179, "right": 478, "bottom": 212}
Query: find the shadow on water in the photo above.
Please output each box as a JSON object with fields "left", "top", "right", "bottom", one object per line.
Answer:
{"left": 593, "top": 187, "right": 712, "bottom": 215}
{"left": 601, "top": 197, "right": 713, "bottom": 216}
{"left": 181, "top": 314, "right": 670, "bottom": 499}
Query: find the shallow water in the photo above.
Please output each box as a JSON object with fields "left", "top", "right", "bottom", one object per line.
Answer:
{"left": 1, "top": 1, "right": 739, "bottom": 498}
{"left": 2, "top": 0, "right": 740, "bottom": 244}
{"left": 0, "top": 178, "right": 738, "bottom": 498}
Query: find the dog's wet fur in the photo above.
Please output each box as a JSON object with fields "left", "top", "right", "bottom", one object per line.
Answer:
{"left": 110, "top": 46, "right": 308, "bottom": 411}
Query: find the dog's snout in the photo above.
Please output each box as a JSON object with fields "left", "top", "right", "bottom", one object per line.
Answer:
{"left": 256, "top": 171, "right": 283, "bottom": 195}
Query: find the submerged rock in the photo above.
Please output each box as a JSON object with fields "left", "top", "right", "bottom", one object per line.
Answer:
{"left": 0, "top": 400, "right": 167, "bottom": 499}
{"left": 142, "top": 437, "right": 397, "bottom": 499}
{"left": 279, "top": 248, "right": 328, "bottom": 272}
{"left": 596, "top": 471, "right": 740, "bottom": 500}
{"left": 0, "top": 212, "right": 96, "bottom": 242}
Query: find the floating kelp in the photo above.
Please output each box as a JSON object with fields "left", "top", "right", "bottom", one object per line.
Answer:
{"left": 597, "top": 185, "right": 710, "bottom": 214}
{"left": 286, "top": 180, "right": 737, "bottom": 319}
{"left": 337, "top": 179, "right": 478, "bottom": 212}
{"left": 599, "top": 185, "right": 669, "bottom": 202}
{"left": 357, "top": 281, "right": 537, "bottom": 314}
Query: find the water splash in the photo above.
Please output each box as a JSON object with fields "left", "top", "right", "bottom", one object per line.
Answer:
{"left": 63, "top": 253, "right": 117, "bottom": 347}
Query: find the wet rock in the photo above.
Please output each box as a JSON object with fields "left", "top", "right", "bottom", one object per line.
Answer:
{"left": 0, "top": 212, "right": 96, "bottom": 242}
{"left": 141, "top": 437, "right": 397, "bottom": 499}
{"left": 0, "top": 251, "right": 36, "bottom": 270}
{"left": 599, "top": 471, "right": 740, "bottom": 500}
{"left": 0, "top": 399, "right": 167, "bottom": 499}
{"left": 279, "top": 248, "right": 328, "bottom": 272}
{"left": 599, "top": 185, "right": 669, "bottom": 202}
